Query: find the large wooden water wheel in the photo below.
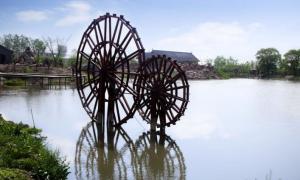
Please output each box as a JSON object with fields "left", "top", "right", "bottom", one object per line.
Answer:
{"left": 76, "top": 13, "right": 144, "bottom": 127}
{"left": 133, "top": 55, "right": 189, "bottom": 131}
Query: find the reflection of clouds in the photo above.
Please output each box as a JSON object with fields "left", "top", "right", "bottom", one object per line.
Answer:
{"left": 169, "top": 113, "right": 233, "bottom": 140}
{"left": 47, "top": 135, "right": 75, "bottom": 163}
{"left": 73, "top": 120, "right": 89, "bottom": 131}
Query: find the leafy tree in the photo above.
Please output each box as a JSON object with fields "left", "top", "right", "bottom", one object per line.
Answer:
{"left": 30, "top": 39, "right": 46, "bottom": 64}
{"left": 284, "top": 49, "right": 300, "bottom": 76}
{"left": 278, "top": 58, "right": 289, "bottom": 76}
{"left": 256, "top": 48, "right": 281, "bottom": 78}
{"left": 213, "top": 56, "right": 253, "bottom": 78}
{"left": 214, "top": 56, "right": 236, "bottom": 78}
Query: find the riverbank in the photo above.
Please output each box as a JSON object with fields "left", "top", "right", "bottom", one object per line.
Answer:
{"left": 0, "top": 64, "right": 72, "bottom": 75}
{"left": 0, "top": 64, "right": 75, "bottom": 87}
{"left": 0, "top": 114, "right": 69, "bottom": 179}
{"left": 0, "top": 63, "right": 220, "bottom": 80}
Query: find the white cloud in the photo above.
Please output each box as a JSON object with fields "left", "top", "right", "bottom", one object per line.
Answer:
{"left": 155, "top": 22, "right": 263, "bottom": 61}
{"left": 55, "top": 1, "right": 92, "bottom": 27}
{"left": 16, "top": 10, "right": 48, "bottom": 22}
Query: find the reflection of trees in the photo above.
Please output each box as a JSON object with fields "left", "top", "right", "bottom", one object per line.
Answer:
{"left": 75, "top": 122, "right": 134, "bottom": 180}
{"left": 75, "top": 123, "right": 186, "bottom": 180}
{"left": 134, "top": 131, "right": 186, "bottom": 180}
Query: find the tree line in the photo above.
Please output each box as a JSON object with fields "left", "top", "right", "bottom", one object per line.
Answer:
{"left": 0, "top": 34, "right": 74, "bottom": 67}
{"left": 213, "top": 48, "right": 300, "bottom": 79}
{"left": 2, "top": 34, "right": 298, "bottom": 78}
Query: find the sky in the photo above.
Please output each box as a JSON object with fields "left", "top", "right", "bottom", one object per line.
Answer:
{"left": 1, "top": 0, "right": 300, "bottom": 62}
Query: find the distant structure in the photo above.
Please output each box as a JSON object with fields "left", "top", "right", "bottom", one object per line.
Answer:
{"left": 145, "top": 50, "right": 199, "bottom": 64}
{"left": 0, "top": 45, "right": 13, "bottom": 64}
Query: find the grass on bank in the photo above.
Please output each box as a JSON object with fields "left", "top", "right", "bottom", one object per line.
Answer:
{"left": 3, "top": 79, "right": 25, "bottom": 86}
{"left": 0, "top": 115, "right": 69, "bottom": 179}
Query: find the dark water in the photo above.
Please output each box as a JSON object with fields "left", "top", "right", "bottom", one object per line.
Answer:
{"left": 0, "top": 79, "right": 300, "bottom": 180}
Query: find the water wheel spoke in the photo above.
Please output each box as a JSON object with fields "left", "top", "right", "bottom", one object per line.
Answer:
{"left": 170, "top": 104, "right": 180, "bottom": 114}
{"left": 115, "top": 100, "right": 121, "bottom": 123}
{"left": 93, "top": 21, "right": 101, "bottom": 46}
{"left": 146, "top": 107, "right": 152, "bottom": 119}
{"left": 103, "top": 16, "right": 108, "bottom": 42}
{"left": 111, "top": 18, "right": 120, "bottom": 43}
{"left": 165, "top": 109, "right": 173, "bottom": 122}
{"left": 161, "top": 61, "right": 173, "bottom": 82}
{"left": 118, "top": 30, "right": 133, "bottom": 51}
{"left": 91, "top": 96, "right": 99, "bottom": 118}
{"left": 85, "top": 88, "right": 98, "bottom": 107}
{"left": 95, "top": 21, "right": 104, "bottom": 42}
{"left": 166, "top": 85, "right": 189, "bottom": 91}
{"left": 115, "top": 49, "right": 142, "bottom": 69}
{"left": 118, "top": 95, "right": 130, "bottom": 114}
{"left": 154, "top": 57, "right": 160, "bottom": 79}
{"left": 166, "top": 71, "right": 182, "bottom": 85}
{"left": 167, "top": 108, "right": 175, "bottom": 120}
{"left": 162, "top": 92, "right": 186, "bottom": 102}
{"left": 110, "top": 73, "right": 137, "bottom": 96}
{"left": 158, "top": 57, "right": 164, "bottom": 80}
{"left": 108, "top": 16, "right": 112, "bottom": 44}
{"left": 81, "top": 80, "right": 90, "bottom": 89}
{"left": 139, "top": 98, "right": 151, "bottom": 108}
{"left": 85, "top": 34, "right": 97, "bottom": 51}
{"left": 115, "top": 22, "right": 124, "bottom": 49}
{"left": 113, "top": 110, "right": 118, "bottom": 125}
{"left": 89, "top": 57, "right": 102, "bottom": 71}
{"left": 79, "top": 51, "right": 90, "bottom": 61}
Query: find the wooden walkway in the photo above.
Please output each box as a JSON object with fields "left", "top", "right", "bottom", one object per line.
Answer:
{"left": 0, "top": 72, "right": 82, "bottom": 86}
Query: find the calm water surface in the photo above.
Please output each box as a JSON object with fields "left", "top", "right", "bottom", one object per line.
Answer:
{"left": 0, "top": 79, "right": 300, "bottom": 180}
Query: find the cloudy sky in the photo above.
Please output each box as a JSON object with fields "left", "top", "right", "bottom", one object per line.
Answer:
{"left": 1, "top": 0, "right": 300, "bottom": 62}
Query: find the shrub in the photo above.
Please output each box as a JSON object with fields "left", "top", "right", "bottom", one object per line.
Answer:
{"left": 3, "top": 79, "right": 25, "bottom": 86}
{"left": 0, "top": 168, "right": 32, "bottom": 180}
{"left": 0, "top": 116, "right": 69, "bottom": 179}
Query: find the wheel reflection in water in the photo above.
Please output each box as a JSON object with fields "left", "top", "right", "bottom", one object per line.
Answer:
{"left": 75, "top": 124, "right": 186, "bottom": 180}
{"left": 74, "top": 122, "right": 135, "bottom": 179}
{"left": 134, "top": 131, "right": 186, "bottom": 180}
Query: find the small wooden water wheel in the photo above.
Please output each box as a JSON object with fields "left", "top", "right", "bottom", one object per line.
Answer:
{"left": 76, "top": 13, "right": 144, "bottom": 128}
{"left": 133, "top": 55, "right": 189, "bottom": 132}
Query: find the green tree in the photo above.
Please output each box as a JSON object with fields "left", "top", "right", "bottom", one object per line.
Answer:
{"left": 278, "top": 58, "right": 289, "bottom": 76}
{"left": 256, "top": 48, "right": 281, "bottom": 78}
{"left": 284, "top": 49, "right": 300, "bottom": 76}
{"left": 30, "top": 39, "right": 46, "bottom": 64}
{"left": 214, "top": 56, "right": 238, "bottom": 78}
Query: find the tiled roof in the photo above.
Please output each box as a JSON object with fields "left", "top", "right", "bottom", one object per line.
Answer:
{"left": 145, "top": 50, "right": 199, "bottom": 62}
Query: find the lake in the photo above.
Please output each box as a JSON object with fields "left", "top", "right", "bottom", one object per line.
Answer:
{"left": 0, "top": 79, "right": 300, "bottom": 180}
